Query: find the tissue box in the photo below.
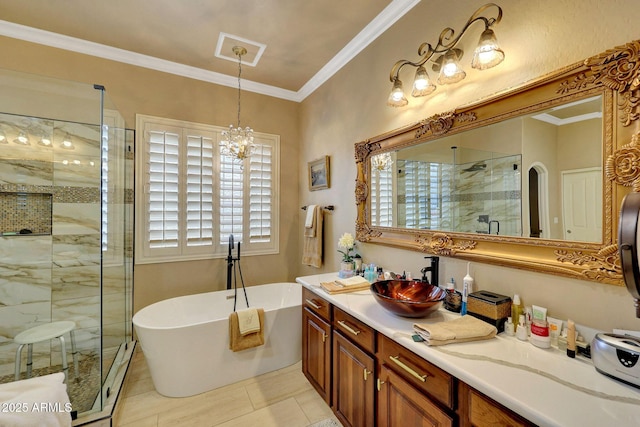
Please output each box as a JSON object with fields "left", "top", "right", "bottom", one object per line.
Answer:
{"left": 467, "top": 290, "right": 512, "bottom": 332}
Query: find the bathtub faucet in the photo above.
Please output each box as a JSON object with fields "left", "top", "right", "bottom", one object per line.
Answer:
{"left": 226, "top": 234, "right": 241, "bottom": 290}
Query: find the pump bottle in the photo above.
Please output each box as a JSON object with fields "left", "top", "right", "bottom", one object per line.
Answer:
{"left": 511, "top": 294, "right": 524, "bottom": 332}
{"left": 461, "top": 263, "right": 474, "bottom": 315}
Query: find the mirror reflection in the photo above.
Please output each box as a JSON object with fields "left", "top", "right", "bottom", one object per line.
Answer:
{"left": 370, "top": 95, "right": 602, "bottom": 243}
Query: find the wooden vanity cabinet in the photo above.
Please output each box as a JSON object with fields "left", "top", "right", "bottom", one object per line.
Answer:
{"left": 377, "top": 364, "right": 453, "bottom": 427}
{"left": 458, "top": 382, "right": 536, "bottom": 427}
{"left": 301, "top": 286, "right": 534, "bottom": 426}
{"left": 332, "top": 330, "right": 375, "bottom": 427}
{"left": 377, "top": 333, "right": 455, "bottom": 427}
{"left": 332, "top": 307, "right": 376, "bottom": 427}
{"left": 302, "top": 288, "right": 332, "bottom": 404}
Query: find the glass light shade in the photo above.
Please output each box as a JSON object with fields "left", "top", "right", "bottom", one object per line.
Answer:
{"left": 411, "top": 66, "right": 436, "bottom": 97}
{"left": 471, "top": 29, "right": 505, "bottom": 70}
{"left": 61, "top": 137, "right": 75, "bottom": 150}
{"left": 13, "top": 132, "right": 29, "bottom": 145}
{"left": 38, "top": 136, "right": 52, "bottom": 146}
{"left": 437, "top": 50, "right": 466, "bottom": 85}
{"left": 387, "top": 79, "right": 408, "bottom": 107}
{"left": 220, "top": 125, "right": 255, "bottom": 161}
{"left": 0, "top": 131, "right": 6, "bottom": 143}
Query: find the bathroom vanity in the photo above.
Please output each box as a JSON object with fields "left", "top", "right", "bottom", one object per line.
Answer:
{"left": 298, "top": 273, "right": 640, "bottom": 427}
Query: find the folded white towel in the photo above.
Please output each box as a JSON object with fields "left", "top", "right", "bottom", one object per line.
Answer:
{"left": 305, "top": 205, "right": 317, "bottom": 228}
{"left": 335, "top": 276, "right": 369, "bottom": 287}
{"left": 237, "top": 308, "right": 262, "bottom": 336}
{"left": 0, "top": 372, "right": 71, "bottom": 426}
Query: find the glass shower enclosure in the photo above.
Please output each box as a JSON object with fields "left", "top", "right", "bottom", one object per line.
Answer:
{"left": 0, "top": 68, "right": 133, "bottom": 421}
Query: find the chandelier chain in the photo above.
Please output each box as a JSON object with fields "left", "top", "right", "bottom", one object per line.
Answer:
{"left": 237, "top": 52, "right": 242, "bottom": 128}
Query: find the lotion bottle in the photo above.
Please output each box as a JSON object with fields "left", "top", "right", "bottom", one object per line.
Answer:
{"left": 511, "top": 294, "right": 524, "bottom": 332}
{"left": 461, "top": 263, "right": 474, "bottom": 315}
{"left": 504, "top": 317, "right": 515, "bottom": 336}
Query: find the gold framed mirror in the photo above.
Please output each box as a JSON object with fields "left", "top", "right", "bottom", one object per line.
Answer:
{"left": 355, "top": 39, "right": 640, "bottom": 285}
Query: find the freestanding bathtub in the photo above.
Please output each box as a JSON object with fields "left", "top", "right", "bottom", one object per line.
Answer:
{"left": 132, "top": 282, "right": 302, "bottom": 397}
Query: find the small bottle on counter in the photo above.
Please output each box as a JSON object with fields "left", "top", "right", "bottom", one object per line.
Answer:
{"left": 504, "top": 316, "right": 515, "bottom": 336}
{"left": 516, "top": 314, "right": 528, "bottom": 341}
{"left": 511, "top": 294, "right": 524, "bottom": 332}
{"left": 557, "top": 327, "right": 568, "bottom": 352}
{"left": 444, "top": 278, "right": 462, "bottom": 313}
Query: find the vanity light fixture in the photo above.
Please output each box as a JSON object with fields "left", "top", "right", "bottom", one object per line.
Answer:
{"left": 372, "top": 152, "right": 393, "bottom": 171}
{"left": 220, "top": 46, "right": 255, "bottom": 164}
{"left": 387, "top": 3, "right": 504, "bottom": 107}
{"left": 13, "top": 131, "right": 30, "bottom": 145}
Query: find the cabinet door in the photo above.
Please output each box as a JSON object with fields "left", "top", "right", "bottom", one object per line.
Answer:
{"left": 378, "top": 364, "right": 453, "bottom": 427}
{"left": 303, "top": 308, "right": 332, "bottom": 404}
{"left": 333, "top": 330, "right": 375, "bottom": 427}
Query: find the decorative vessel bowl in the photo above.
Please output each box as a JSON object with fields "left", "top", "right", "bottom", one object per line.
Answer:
{"left": 370, "top": 280, "right": 446, "bottom": 318}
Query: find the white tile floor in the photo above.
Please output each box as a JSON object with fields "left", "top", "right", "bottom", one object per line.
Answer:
{"left": 115, "top": 349, "right": 341, "bottom": 427}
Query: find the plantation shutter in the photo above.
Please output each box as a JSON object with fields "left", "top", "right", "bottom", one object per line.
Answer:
{"left": 147, "top": 128, "right": 180, "bottom": 249}
{"left": 248, "top": 143, "right": 272, "bottom": 243}
{"left": 219, "top": 152, "right": 244, "bottom": 244}
{"left": 186, "top": 133, "right": 214, "bottom": 246}
{"left": 371, "top": 168, "right": 393, "bottom": 227}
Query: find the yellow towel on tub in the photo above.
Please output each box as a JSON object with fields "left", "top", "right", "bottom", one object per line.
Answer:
{"left": 229, "top": 308, "right": 265, "bottom": 352}
{"left": 237, "top": 308, "right": 261, "bottom": 336}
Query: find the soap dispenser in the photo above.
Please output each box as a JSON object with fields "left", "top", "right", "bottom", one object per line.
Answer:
{"left": 461, "top": 263, "right": 474, "bottom": 315}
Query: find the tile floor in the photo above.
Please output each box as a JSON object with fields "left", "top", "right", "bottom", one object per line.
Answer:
{"left": 115, "top": 349, "right": 341, "bottom": 426}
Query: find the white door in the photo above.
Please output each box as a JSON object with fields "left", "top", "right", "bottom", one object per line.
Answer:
{"left": 561, "top": 168, "right": 602, "bottom": 242}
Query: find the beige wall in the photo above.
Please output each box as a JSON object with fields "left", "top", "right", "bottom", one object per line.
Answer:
{"left": 299, "top": 0, "right": 640, "bottom": 331}
{"left": 2, "top": 0, "right": 640, "bottom": 331}
{"left": 0, "top": 36, "right": 301, "bottom": 312}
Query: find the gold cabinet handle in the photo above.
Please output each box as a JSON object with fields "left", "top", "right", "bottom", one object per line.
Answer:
{"left": 305, "top": 298, "right": 321, "bottom": 310}
{"left": 363, "top": 369, "right": 372, "bottom": 381}
{"left": 322, "top": 332, "right": 327, "bottom": 343}
{"left": 389, "top": 356, "right": 428, "bottom": 382}
{"left": 377, "top": 378, "right": 385, "bottom": 391}
{"left": 337, "top": 320, "right": 361, "bottom": 336}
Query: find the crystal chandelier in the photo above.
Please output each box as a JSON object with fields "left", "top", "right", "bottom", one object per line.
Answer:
{"left": 371, "top": 152, "right": 393, "bottom": 171}
{"left": 221, "top": 46, "right": 255, "bottom": 162}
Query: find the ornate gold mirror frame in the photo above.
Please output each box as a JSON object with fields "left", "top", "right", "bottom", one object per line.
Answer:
{"left": 355, "top": 39, "right": 640, "bottom": 286}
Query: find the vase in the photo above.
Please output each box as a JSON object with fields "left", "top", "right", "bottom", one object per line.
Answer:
{"left": 340, "top": 261, "right": 354, "bottom": 271}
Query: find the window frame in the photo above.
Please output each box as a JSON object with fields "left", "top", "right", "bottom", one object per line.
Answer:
{"left": 135, "top": 114, "right": 280, "bottom": 265}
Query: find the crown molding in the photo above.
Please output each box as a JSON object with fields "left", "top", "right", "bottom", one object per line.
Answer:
{"left": 0, "top": 0, "right": 418, "bottom": 102}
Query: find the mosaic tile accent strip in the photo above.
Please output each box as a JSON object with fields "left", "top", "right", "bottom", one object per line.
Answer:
{"left": 454, "top": 190, "right": 521, "bottom": 202}
{"left": 0, "top": 184, "right": 100, "bottom": 203}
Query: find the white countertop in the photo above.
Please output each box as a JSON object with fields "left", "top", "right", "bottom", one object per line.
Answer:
{"left": 297, "top": 273, "right": 640, "bottom": 427}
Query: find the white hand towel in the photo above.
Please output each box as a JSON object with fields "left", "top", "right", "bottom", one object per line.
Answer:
{"left": 305, "top": 205, "right": 317, "bottom": 228}
{"left": 237, "top": 308, "right": 262, "bottom": 336}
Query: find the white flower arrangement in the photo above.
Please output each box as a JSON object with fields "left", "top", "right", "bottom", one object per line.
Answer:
{"left": 337, "top": 232, "right": 356, "bottom": 262}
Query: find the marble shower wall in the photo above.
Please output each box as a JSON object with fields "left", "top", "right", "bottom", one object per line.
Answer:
{"left": 0, "top": 113, "right": 127, "bottom": 377}
{"left": 454, "top": 155, "right": 522, "bottom": 236}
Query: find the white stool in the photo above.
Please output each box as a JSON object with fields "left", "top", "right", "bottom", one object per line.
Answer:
{"left": 14, "top": 321, "right": 79, "bottom": 382}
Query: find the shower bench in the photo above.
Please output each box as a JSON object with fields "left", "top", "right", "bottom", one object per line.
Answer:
{"left": 14, "top": 321, "right": 79, "bottom": 382}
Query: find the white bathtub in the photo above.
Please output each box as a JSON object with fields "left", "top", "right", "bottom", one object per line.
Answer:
{"left": 132, "top": 282, "right": 302, "bottom": 397}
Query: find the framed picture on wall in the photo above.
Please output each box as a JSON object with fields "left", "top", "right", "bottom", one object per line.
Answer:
{"left": 308, "top": 156, "right": 330, "bottom": 191}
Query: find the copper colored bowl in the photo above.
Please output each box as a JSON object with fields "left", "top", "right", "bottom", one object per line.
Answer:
{"left": 370, "top": 280, "right": 446, "bottom": 318}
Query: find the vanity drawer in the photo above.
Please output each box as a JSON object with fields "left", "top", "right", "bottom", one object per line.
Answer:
{"left": 377, "top": 334, "right": 454, "bottom": 409}
{"left": 303, "top": 287, "right": 331, "bottom": 321}
{"left": 333, "top": 307, "right": 376, "bottom": 354}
